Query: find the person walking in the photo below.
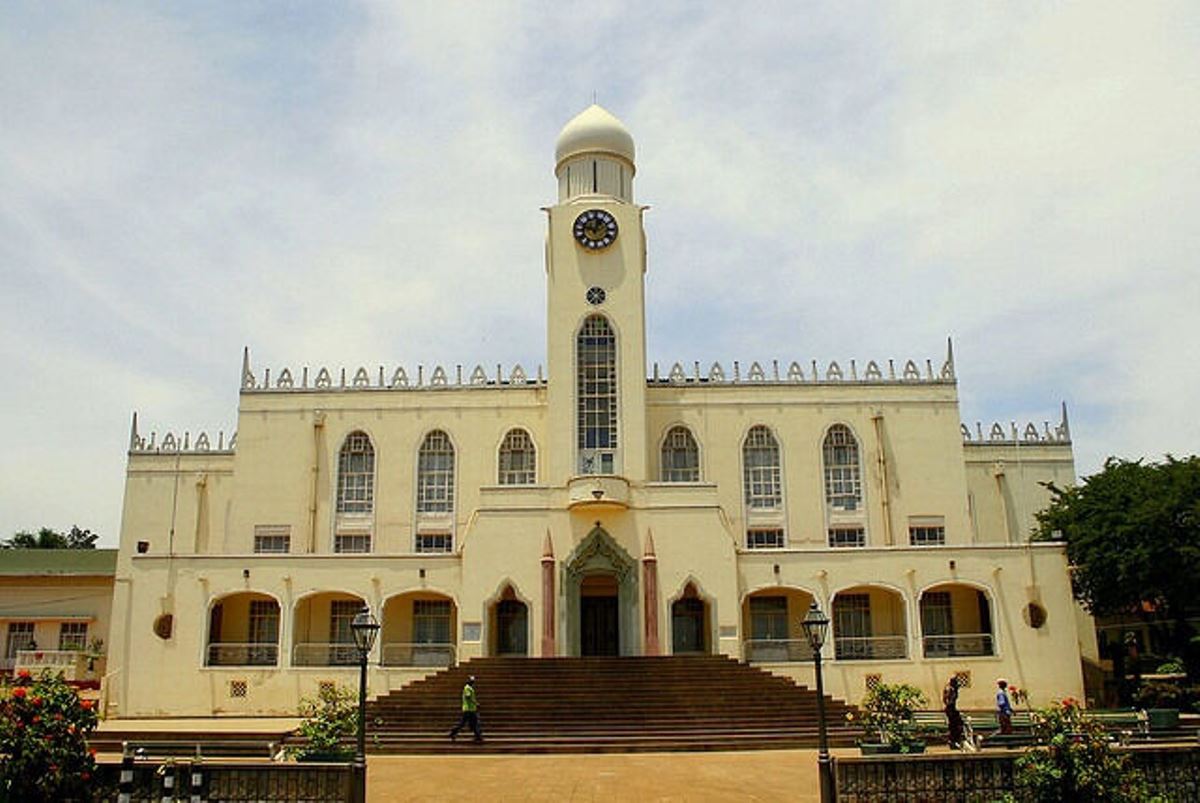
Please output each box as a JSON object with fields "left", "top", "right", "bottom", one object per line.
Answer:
{"left": 943, "top": 676, "right": 965, "bottom": 748}
{"left": 996, "top": 678, "right": 1014, "bottom": 734}
{"left": 449, "top": 675, "right": 483, "bottom": 743}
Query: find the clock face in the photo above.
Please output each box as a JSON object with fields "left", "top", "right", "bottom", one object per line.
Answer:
{"left": 573, "top": 209, "right": 618, "bottom": 250}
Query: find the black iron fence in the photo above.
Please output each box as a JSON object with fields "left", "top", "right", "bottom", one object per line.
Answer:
{"left": 834, "top": 744, "right": 1200, "bottom": 802}
{"left": 100, "top": 758, "right": 359, "bottom": 802}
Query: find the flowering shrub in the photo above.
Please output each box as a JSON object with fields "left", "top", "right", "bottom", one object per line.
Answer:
{"left": 1008, "top": 684, "right": 1029, "bottom": 707}
{"left": 287, "top": 683, "right": 357, "bottom": 760}
{"left": 1, "top": 670, "right": 100, "bottom": 801}
{"left": 1011, "top": 698, "right": 1153, "bottom": 802}
{"left": 856, "top": 682, "right": 928, "bottom": 752}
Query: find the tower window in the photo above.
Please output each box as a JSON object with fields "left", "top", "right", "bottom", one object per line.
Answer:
{"left": 577, "top": 315, "right": 617, "bottom": 473}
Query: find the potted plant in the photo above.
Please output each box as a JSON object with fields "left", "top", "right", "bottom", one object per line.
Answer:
{"left": 286, "top": 684, "right": 357, "bottom": 762}
{"left": 853, "top": 682, "right": 928, "bottom": 755}
{"left": 1134, "top": 680, "right": 1183, "bottom": 731}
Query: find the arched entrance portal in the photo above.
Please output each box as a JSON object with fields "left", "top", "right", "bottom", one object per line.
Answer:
{"left": 490, "top": 585, "right": 529, "bottom": 656}
{"left": 564, "top": 527, "right": 638, "bottom": 656}
{"left": 671, "top": 583, "right": 711, "bottom": 654}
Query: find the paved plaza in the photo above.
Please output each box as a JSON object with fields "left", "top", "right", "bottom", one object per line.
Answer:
{"left": 365, "top": 749, "right": 860, "bottom": 802}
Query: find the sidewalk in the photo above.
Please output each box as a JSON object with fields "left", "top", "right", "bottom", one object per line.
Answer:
{"left": 366, "top": 749, "right": 856, "bottom": 802}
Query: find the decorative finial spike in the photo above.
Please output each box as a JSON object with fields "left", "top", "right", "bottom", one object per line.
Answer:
{"left": 542, "top": 530, "right": 554, "bottom": 559}
{"left": 1060, "top": 401, "right": 1071, "bottom": 439}
{"left": 946, "top": 336, "right": 955, "bottom": 369}
{"left": 644, "top": 528, "right": 657, "bottom": 557}
{"left": 129, "top": 412, "right": 139, "bottom": 450}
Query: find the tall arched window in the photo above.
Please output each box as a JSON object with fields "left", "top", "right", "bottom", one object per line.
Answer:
{"left": 498, "top": 429, "right": 536, "bottom": 485}
{"left": 742, "top": 426, "right": 781, "bottom": 509}
{"left": 417, "top": 430, "right": 455, "bottom": 513}
{"left": 336, "top": 431, "right": 374, "bottom": 514}
{"left": 823, "top": 424, "right": 862, "bottom": 511}
{"left": 577, "top": 315, "right": 617, "bottom": 474}
{"left": 661, "top": 426, "right": 700, "bottom": 482}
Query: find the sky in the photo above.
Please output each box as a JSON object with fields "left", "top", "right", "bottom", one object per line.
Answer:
{"left": 2, "top": 2, "right": 1197, "bottom": 547}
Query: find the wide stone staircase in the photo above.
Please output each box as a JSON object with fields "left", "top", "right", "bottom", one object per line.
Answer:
{"left": 364, "top": 655, "right": 861, "bottom": 753}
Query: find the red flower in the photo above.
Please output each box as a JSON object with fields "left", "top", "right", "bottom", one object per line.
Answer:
{"left": 17, "top": 668, "right": 31, "bottom": 678}
{"left": 30, "top": 696, "right": 42, "bottom": 707}
{"left": 80, "top": 699, "right": 95, "bottom": 710}
{"left": 34, "top": 652, "right": 44, "bottom": 661}
{"left": 88, "top": 747, "right": 96, "bottom": 757}
{"left": 31, "top": 715, "right": 41, "bottom": 724}
{"left": 12, "top": 687, "right": 27, "bottom": 698}
{"left": 81, "top": 772, "right": 90, "bottom": 781}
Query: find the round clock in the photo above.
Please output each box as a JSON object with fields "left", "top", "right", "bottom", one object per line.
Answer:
{"left": 573, "top": 209, "right": 618, "bottom": 250}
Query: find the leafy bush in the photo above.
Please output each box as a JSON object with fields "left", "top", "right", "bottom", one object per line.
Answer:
{"left": 0, "top": 669, "right": 100, "bottom": 801}
{"left": 287, "top": 684, "right": 357, "bottom": 760}
{"left": 1013, "top": 698, "right": 1152, "bottom": 802}
{"left": 853, "top": 682, "right": 928, "bottom": 752}
{"left": 1134, "top": 681, "right": 1186, "bottom": 710}
{"left": 1154, "top": 657, "right": 1186, "bottom": 675}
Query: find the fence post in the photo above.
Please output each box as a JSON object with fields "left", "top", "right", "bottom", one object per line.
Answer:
{"left": 159, "top": 759, "right": 175, "bottom": 803}
{"left": 117, "top": 742, "right": 134, "bottom": 803}
{"left": 189, "top": 753, "right": 206, "bottom": 803}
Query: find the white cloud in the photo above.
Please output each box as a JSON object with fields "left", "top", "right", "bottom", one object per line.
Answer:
{"left": 1, "top": 2, "right": 1197, "bottom": 544}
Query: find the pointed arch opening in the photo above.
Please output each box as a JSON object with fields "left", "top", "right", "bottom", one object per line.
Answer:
{"left": 563, "top": 527, "right": 638, "bottom": 656}
{"left": 670, "top": 580, "right": 713, "bottom": 655}
{"left": 498, "top": 428, "right": 537, "bottom": 485}
{"left": 577, "top": 315, "right": 618, "bottom": 475}
{"left": 335, "top": 431, "right": 375, "bottom": 553}
{"left": 661, "top": 425, "right": 700, "bottom": 482}
{"left": 487, "top": 584, "right": 529, "bottom": 657}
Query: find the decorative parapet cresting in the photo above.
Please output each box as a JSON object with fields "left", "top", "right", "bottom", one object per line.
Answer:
{"left": 961, "top": 402, "right": 1071, "bottom": 446}
{"left": 127, "top": 413, "right": 235, "bottom": 454}
{"left": 239, "top": 348, "right": 544, "bottom": 393}
{"left": 648, "top": 339, "right": 956, "bottom": 386}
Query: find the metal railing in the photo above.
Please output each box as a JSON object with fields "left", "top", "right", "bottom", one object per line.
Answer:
{"left": 381, "top": 642, "right": 456, "bottom": 667}
{"left": 206, "top": 642, "right": 279, "bottom": 667}
{"left": 743, "top": 639, "right": 815, "bottom": 663}
{"left": 833, "top": 635, "right": 908, "bottom": 660}
{"left": 292, "top": 642, "right": 360, "bottom": 667}
{"left": 14, "top": 649, "right": 87, "bottom": 679}
{"left": 922, "top": 633, "right": 995, "bottom": 657}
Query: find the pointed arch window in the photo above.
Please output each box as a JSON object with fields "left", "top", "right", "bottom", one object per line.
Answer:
{"left": 823, "top": 424, "right": 862, "bottom": 511}
{"left": 742, "top": 426, "right": 781, "bottom": 509}
{"left": 577, "top": 315, "right": 617, "bottom": 474}
{"left": 498, "top": 429, "right": 536, "bottom": 485}
{"left": 661, "top": 426, "right": 700, "bottom": 482}
{"left": 336, "top": 431, "right": 374, "bottom": 514}
{"left": 417, "top": 430, "right": 455, "bottom": 514}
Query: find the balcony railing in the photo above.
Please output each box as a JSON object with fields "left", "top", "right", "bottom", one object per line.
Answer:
{"left": 381, "top": 642, "right": 456, "bottom": 667}
{"left": 922, "top": 633, "right": 995, "bottom": 658}
{"left": 834, "top": 635, "right": 908, "bottom": 660}
{"left": 206, "top": 642, "right": 279, "bottom": 667}
{"left": 13, "top": 650, "right": 92, "bottom": 680}
{"left": 292, "top": 642, "right": 361, "bottom": 667}
{"left": 744, "top": 639, "right": 815, "bottom": 663}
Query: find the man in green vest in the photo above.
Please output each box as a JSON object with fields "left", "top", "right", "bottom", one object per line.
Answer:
{"left": 448, "top": 676, "right": 483, "bottom": 743}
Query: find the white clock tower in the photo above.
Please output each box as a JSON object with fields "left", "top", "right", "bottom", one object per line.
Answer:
{"left": 544, "top": 105, "right": 649, "bottom": 484}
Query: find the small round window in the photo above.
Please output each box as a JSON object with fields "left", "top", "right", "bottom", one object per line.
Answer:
{"left": 586, "top": 286, "right": 606, "bottom": 305}
{"left": 1024, "top": 602, "right": 1047, "bottom": 629}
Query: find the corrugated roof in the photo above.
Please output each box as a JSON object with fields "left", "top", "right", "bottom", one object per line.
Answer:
{"left": 0, "top": 549, "right": 118, "bottom": 576}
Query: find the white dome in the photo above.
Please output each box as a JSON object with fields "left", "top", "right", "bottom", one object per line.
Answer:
{"left": 555, "top": 104, "right": 635, "bottom": 167}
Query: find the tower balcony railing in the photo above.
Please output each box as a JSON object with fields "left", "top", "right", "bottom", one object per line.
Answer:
{"left": 743, "top": 639, "right": 815, "bottom": 663}
{"left": 205, "top": 642, "right": 279, "bottom": 667}
{"left": 381, "top": 642, "right": 456, "bottom": 668}
{"left": 292, "top": 642, "right": 360, "bottom": 667}
{"left": 833, "top": 635, "right": 908, "bottom": 661}
{"left": 922, "top": 633, "right": 995, "bottom": 658}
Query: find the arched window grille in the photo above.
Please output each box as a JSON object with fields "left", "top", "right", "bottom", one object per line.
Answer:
{"left": 577, "top": 315, "right": 617, "bottom": 474}
{"left": 417, "top": 430, "right": 455, "bottom": 513}
{"left": 742, "top": 426, "right": 781, "bottom": 509}
{"left": 661, "top": 426, "right": 700, "bottom": 482}
{"left": 335, "top": 431, "right": 374, "bottom": 514}
{"left": 823, "top": 424, "right": 862, "bottom": 511}
{"left": 498, "top": 429, "right": 536, "bottom": 485}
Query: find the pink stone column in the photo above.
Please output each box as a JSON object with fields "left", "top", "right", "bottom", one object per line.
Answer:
{"left": 541, "top": 531, "right": 556, "bottom": 657}
{"left": 642, "top": 529, "right": 660, "bottom": 656}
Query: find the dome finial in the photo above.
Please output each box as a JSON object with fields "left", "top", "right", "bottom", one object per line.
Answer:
{"left": 555, "top": 104, "right": 635, "bottom": 168}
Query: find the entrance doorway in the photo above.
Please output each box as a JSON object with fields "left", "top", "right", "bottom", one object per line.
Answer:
{"left": 580, "top": 574, "right": 619, "bottom": 656}
{"left": 495, "top": 598, "right": 528, "bottom": 656}
{"left": 672, "top": 583, "right": 709, "bottom": 654}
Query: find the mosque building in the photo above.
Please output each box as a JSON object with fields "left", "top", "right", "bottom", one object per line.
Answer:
{"left": 105, "top": 105, "right": 1096, "bottom": 717}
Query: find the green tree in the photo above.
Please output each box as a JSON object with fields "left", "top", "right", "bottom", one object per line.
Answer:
{"left": 1, "top": 526, "right": 97, "bottom": 550}
{"left": 1034, "top": 456, "right": 1200, "bottom": 675}
{"left": 0, "top": 670, "right": 101, "bottom": 802}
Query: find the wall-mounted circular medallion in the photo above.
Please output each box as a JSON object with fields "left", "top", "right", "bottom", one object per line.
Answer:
{"left": 586, "top": 287, "right": 606, "bottom": 305}
{"left": 573, "top": 209, "right": 618, "bottom": 250}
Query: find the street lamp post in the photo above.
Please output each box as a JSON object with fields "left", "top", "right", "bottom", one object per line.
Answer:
{"left": 801, "top": 601, "right": 834, "bottom": 803}
{"left": 350, "top": 608, "right": 380, "bottom": 803}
